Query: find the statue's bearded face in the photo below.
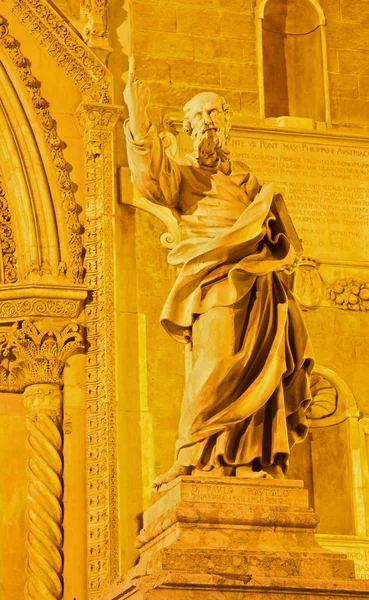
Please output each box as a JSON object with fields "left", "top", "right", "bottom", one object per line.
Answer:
{"left": 183, "top": 92, "right": 231, "bottom": 168}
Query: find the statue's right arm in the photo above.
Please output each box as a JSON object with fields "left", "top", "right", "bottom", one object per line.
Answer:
{"left": 123, "top": 57, "right": 181, "bottom": 208}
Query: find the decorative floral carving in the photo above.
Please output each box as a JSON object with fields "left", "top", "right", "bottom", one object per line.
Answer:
{"left": 0, "top": 16, "right": 84, "bottom": 283}
{"left": 0, "top": 320, "right": 84, "bottom": 392}
{"left": 0, "top": 172, "right": 17, "bottom": 283}
{"left": 8, "top": 320, "right": 83, "bottom": 389}
{"left": 327, "top": 279, "right": 369, "bottom": 311}
{"left": 5, "top": 0, "right": 112, "bottom": 102}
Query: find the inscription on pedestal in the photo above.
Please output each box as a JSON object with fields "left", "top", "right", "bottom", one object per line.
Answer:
{"left": 178, "top": 130, "right": 369, "bottom": 262}
{"left": 181, "top": 482, "right": 307, "bottom": 507}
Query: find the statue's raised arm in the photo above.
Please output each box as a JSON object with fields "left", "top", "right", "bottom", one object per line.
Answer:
{"left": 123, "top": 56, "right": 151, "bottom": 140}
{"left": 123, "top": 57, "right": 181, "bottom": 208}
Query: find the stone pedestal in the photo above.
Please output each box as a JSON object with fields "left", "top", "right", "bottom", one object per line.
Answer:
{"left": 104, "top": 477, "right": 369, "bottom": 599}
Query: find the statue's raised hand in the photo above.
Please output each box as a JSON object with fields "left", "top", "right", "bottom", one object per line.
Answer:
{"left": 123, "top": 57, "right": 150, "bottom": 139}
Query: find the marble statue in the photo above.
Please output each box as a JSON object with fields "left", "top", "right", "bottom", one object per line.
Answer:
{"left": 124, "top": 57, "right": 314, "bottom": 487}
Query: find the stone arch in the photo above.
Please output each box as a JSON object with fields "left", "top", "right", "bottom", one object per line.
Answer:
{"left": 0, "top": 22, "right": 84, "bottom": 284}
{"left": 256, "top": 0, "right": 325, "bottom": 22}
{"left": 289, "top": 365, "right": 365, "bottom": 537}
{"left": 255, "top": 0, "right": 330, "bottom": 124}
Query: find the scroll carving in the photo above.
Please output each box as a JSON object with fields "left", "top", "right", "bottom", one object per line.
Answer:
{"left": 308, "top": 372, "right": 338, "bottom": 420}
{"left": 0, "top": 16, "right": 84, "bottom": 284}
{"left": 0, "top": 172, "right": 17, "bottom": 283}
{"left": 308, "top": 365, "right": 359, "bottom": 428}
{"left": 0, "top": 298, "right": 81, "bottom": 319}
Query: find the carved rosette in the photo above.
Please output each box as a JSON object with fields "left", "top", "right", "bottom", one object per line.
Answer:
{"left": 1, "top": 320, "right": 84, "bottom": 600}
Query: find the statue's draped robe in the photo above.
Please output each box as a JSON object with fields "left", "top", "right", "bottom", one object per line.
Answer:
{"left": 125, "top": 123, "right": 314, "bottom": 473}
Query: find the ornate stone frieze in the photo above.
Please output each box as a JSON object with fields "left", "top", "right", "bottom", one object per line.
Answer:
{"left": 0, "top": 16, "right": 85, "bottom": 284}
{"left": 327, "top": 279, "right": 369, "bottom": 311}
{"left": 0, "top": 171, "right": 17, "bottom": 283}
{"left": 0, "top": 297, "right": 79, "bottom": 318}
{"left": 77, "top": 102, "right": 122, "bottom": 597}
{"left": 4, "top": 0, "right": 112, "bottom": 102}
{"left": 0, "top": 285, "right": 86, "bottom": 319}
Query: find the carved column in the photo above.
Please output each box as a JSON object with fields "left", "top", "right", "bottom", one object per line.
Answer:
{"left": 77, "top": 103, "right": 123, "bottom": 598}
{"left": 6, "top": 320, "right": 83, "bottom": 600}
{"left": 24, "top": 384, "right": 64, "bottom": 600}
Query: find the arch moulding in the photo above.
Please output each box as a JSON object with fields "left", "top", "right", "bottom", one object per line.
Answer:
{"left": 255, "top": 0, "right": 326, "bottom": 24}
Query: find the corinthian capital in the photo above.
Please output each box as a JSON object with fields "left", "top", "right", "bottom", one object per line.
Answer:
{"left": 8, "top": 320, "right": 84, "bottom": 390}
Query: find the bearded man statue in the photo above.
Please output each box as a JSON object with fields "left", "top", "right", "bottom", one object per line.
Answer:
{"left": 123, "top": 58, "right": 314, "bottom": 488}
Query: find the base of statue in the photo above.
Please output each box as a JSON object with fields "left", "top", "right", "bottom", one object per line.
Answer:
{"left": 103, "top": 476, "right": 369, "bottom": 599}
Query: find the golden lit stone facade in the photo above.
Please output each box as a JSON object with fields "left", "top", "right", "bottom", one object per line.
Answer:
{"left": 1, "top": 0, "right": 369, "bottom": 598}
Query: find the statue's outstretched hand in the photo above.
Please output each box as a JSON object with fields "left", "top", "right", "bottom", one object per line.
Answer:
{"left": 123, "top": 56, "right": 151, "bottom": 139}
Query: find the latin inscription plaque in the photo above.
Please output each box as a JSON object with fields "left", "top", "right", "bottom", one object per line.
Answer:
{"left": 181, "top": 482, "right": 307, "bottom": 507}
{"left": 318, "top": 536, "right": 369, "bottom": 580}
{"left": 178, "top": 129, "right": 369, "bottom": 263}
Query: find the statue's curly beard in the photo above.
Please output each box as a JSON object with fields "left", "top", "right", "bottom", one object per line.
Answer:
{"left": 192, "top": 128, "right": 230, "bottom": 168}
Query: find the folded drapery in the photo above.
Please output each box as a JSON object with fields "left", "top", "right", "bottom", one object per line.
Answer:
{"left": 125, "top": 120, "right": 314, "bottom": 474}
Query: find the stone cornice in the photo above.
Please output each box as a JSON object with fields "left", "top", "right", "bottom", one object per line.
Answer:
{"left": 3, "top": 0, "right": 112, "bottom": 103}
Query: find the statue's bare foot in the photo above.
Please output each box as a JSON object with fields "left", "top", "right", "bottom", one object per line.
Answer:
{"left": 265, "top": 464, "right": 285, "bottom": 479}
{"left": 236, "top": 465, "right": 272, "bottom": 478}
{"left": 152, "top": 463, "right": 191, "bottom": 489}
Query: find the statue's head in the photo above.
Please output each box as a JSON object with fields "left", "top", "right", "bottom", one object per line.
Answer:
{"left": 182, "top": 92, "right": 232, "bottom": 167}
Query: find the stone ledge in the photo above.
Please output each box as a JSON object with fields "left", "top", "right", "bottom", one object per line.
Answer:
{"left": 104, "top": 571, "right": 369, "bottom": 600}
